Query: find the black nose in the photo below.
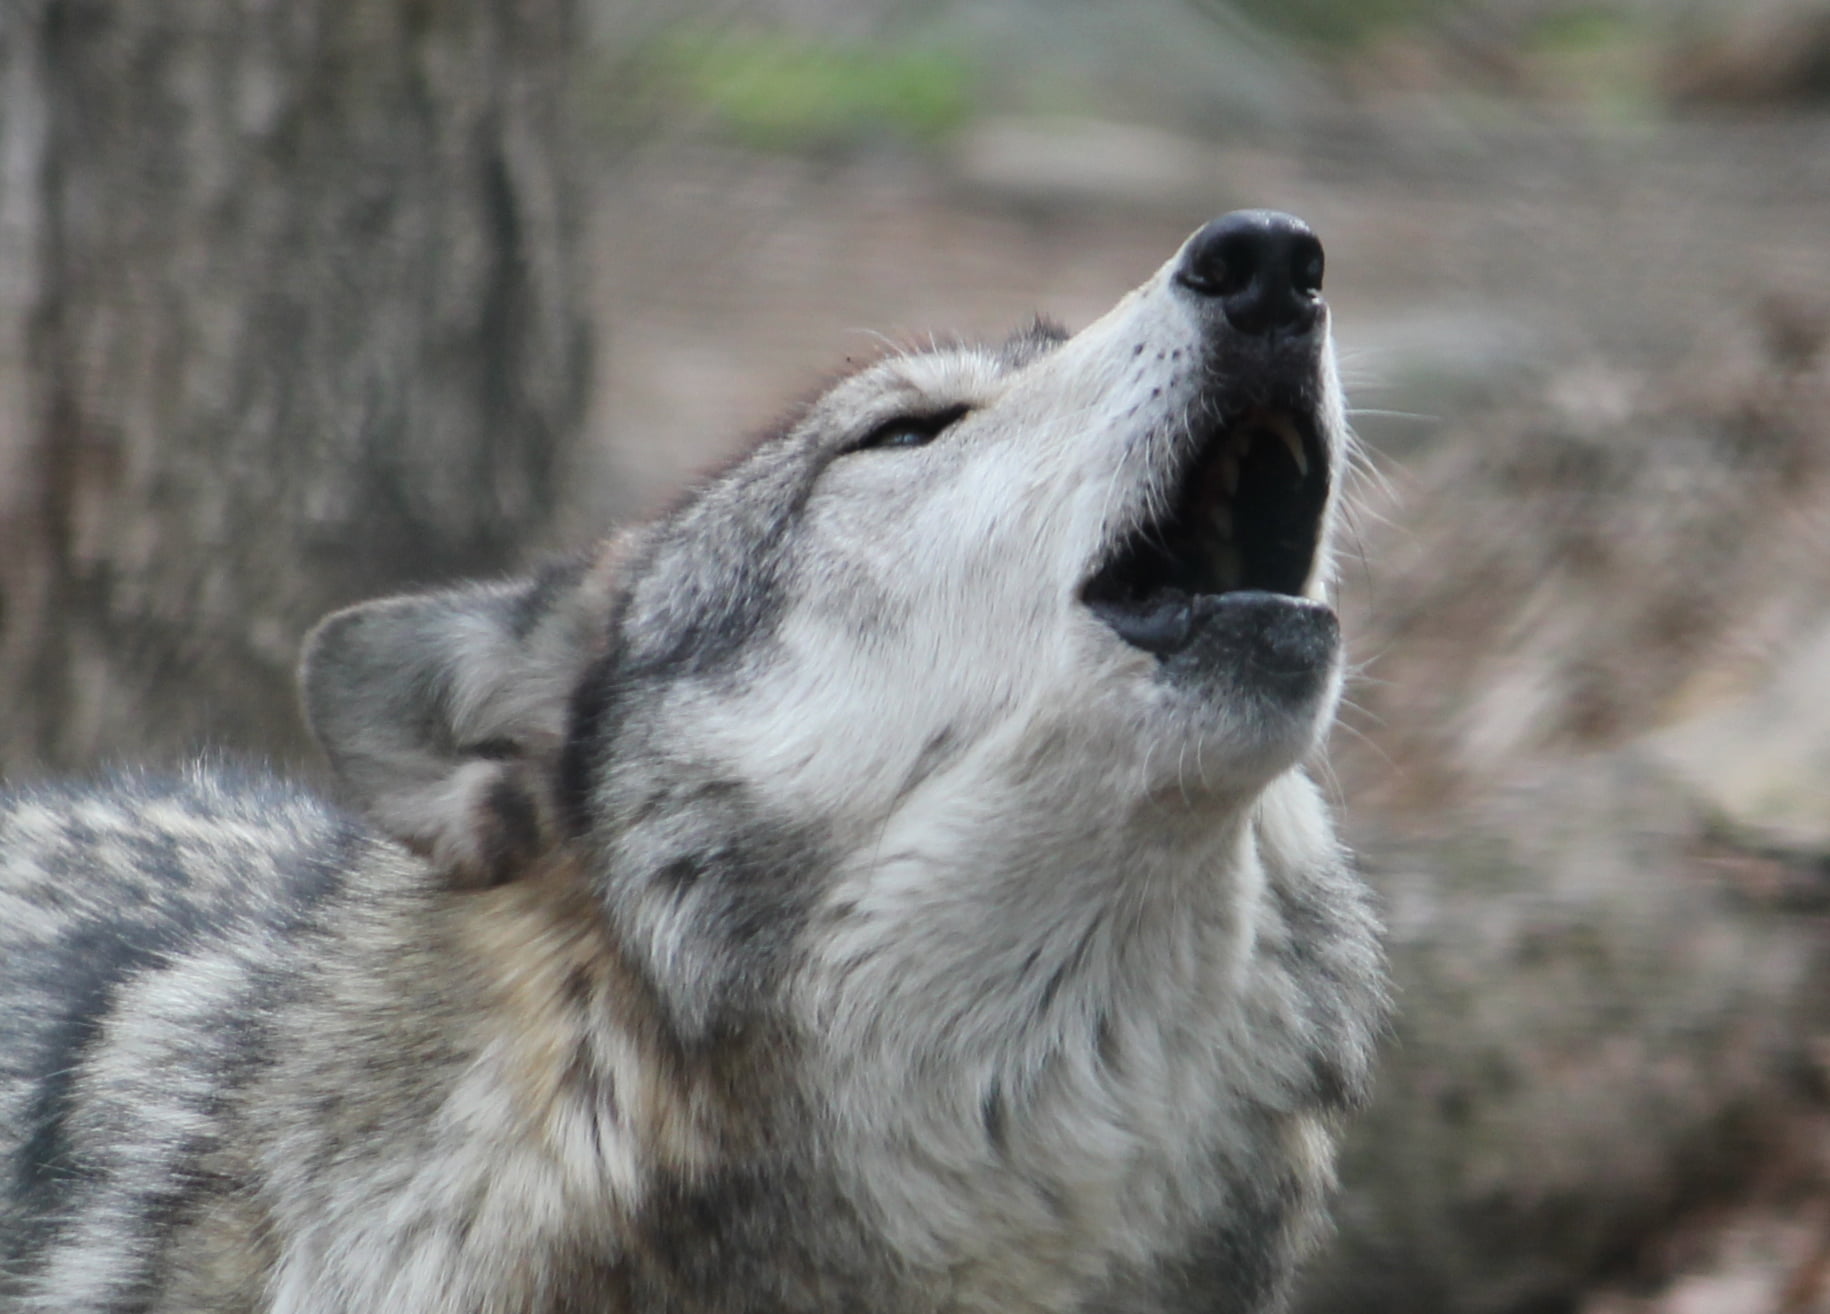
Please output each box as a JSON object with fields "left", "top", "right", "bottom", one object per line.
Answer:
{"left": 1177, "top": 210, "right": 1324, "bottom": 337}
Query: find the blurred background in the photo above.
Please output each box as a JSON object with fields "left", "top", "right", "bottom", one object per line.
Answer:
{"left": 4, "top": 0, "right": 1830, "bottom": 1309}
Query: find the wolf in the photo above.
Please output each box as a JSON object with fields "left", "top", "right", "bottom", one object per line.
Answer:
{"left": 0, "top": 210, "right": 1386, "bottom": 1313}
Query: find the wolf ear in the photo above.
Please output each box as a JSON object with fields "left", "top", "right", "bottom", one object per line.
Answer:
{"left": 301, "top": 541, "right": 625, "bottom": 887}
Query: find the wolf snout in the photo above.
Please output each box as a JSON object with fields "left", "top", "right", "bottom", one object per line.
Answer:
{"left": 1175, "top": 210, "right": 1324, "bottom": 338}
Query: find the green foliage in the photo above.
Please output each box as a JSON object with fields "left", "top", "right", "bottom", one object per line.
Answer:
{"left": 1523, "top": 5, "right": 1659, "bottom": 123}
{"left": 640, "top": 28, "right": 976, "bottom": 152}
{"left": 1526, "top": 5, "right": 1640, "bottom": 55}
{"left": 1205, "top": 0, "right": 1457, "bottom": 48}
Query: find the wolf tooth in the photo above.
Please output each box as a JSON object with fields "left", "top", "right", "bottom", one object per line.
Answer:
{"left": 0, "top": 210, "right": 1386, "bottom": 1313}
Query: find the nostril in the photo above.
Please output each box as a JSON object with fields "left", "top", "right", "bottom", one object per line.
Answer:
{"left": 1177, "top": 210, "right": 1324, "bottom": 337}
{"left": 1293, "top": 245, "right": 1324, "bottom": 296}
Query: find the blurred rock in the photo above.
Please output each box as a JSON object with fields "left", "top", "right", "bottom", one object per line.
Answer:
{"left": 1301, "top": 751, "right": 1830, "bottom": 1314}
{"left": 1651, "top": 616, "right": 1830, "bottom": 853}
{"left": 1581, "top": 1198, "right": 1830, "bottom": 1314}
{"left": 1311, "top": 282, "right": 1830, "bottom": 1314}
{"left": 1664, "top": 5, "right": 1830, "bottom": 107}
{"left": 1338, "top": 291, "right": 1830, "bottom": 814}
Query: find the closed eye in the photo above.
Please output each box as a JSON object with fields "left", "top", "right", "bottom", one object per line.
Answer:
{"left": 849, "top": 404, "right": 971, "bottom": 453}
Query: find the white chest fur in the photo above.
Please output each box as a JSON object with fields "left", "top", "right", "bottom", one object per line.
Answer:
{"left": 796, "top": 770, "right": 1352, "bottom": 1312}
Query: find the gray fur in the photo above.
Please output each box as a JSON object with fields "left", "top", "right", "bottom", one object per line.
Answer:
{"left": 0, "top": 223, "right": 1387, "bottom": 1313}
{"left": 301, "top": 546, "right": 625, "bottom": 888}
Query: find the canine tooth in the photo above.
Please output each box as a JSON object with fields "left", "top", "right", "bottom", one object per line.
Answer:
{"left": 1265, "top": 414, "right": 1309, "bottom": 478}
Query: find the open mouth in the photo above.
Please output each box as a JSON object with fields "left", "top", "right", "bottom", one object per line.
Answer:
{"left": 1082, "top": 408, "right": 1329, "bottom": 656}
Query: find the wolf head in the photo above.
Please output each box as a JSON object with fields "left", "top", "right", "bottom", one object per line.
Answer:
{"left": 303, "top": 211, "right": 1353, "bottom": 1040}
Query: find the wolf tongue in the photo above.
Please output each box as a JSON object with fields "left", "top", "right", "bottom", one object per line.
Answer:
{"left": 1087, "top": 588, "right": 1194, "bottom": 656}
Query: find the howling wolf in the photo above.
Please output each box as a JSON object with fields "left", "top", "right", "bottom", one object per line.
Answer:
{"left": 0, "top": 211, "right": 1386, "bottom": 1313}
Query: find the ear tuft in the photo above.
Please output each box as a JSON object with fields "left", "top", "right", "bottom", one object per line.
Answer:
{"left": 301, "top": 539, "right": 626, "bottom": 887}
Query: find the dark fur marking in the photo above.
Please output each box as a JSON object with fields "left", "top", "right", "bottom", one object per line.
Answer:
{"left": 618, "top": 778, "right": 743, "bottom": 834}
{"left": 980, "top": 1082, "right": 1009, "bottom": 1156}
{"left": 506, "top": 552, "right": 592, "bottom": 643}
{"left": 1037, "top": 961, "right": 1073, "bottom": 1017}
{"left": 2, "top": 779, "right": 353, "bottom": 1291}
{"left": 559, "top": 645, "right": 625, "bottom": 839}
{"left": 9, "top": 916, "right": 192, "bottom": 1259}
{"left": 656, "top": 854, "right": 705, "bottom": 893}
{"left": 1035, "top": 925, "right": 1097, "bottom": 1018}
{"left": 608, "top": 782, "right": 830, "bottom": 1045}
{"left": 1035, "top": 1179, "right": 1073, "bottom": 1223}
{"left": 891, "top": 725, "right": 959, "bottom": 806}
{"left": 687, "top": 780, "right": 745, "bottom": 807}
{"left": 561, "top": 1042, "right": 619, "bottom": 1130}
{"left": 1267, "top": 870, "right": 1382, "bottom": 1112}
{"left": 122, "top": 830, "right": 187, "bottom": 886}
{"left": 611, "top": 1156, "right": 892, "bottom": 1313}
{"left": 478, "top": 775, "right": 542, "bottom": 886}
{"left": 620, "top": 451, "right": 816, "bottom": 683}
{"left": 563, "top": 964, "right": 594, "bottom": 1008}
{"left": 1149, "top": 1178, "right": 1288, "bottom": 1314}
{"left": 449, "top": 1190, "right": 484, "bottom": 1248}
{"left": 1095, "top": 1011, "right": 1121, "bottom": 1073}
{"left": 467, "top": 736, "right": 522, "bottom": 761}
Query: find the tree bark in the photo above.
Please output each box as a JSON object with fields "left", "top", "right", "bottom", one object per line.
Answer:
{"left": 0, "top": 0, "right": 589, "bottom": 776}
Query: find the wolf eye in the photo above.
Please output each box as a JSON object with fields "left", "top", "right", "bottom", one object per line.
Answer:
{"left": 851, "top": 405, "right": 969, "bottom": 453}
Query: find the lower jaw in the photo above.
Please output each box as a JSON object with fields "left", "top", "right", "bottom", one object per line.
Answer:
{"left": 1089, "top": 587, "right": 1328, "bottom": 662}
{"left": 1154, "top": 593, "right": 1340, "bottom": 708}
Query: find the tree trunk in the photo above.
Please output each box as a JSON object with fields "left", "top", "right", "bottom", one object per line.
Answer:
{"left": 0, "top": 0, "right": 589, "bottom": 776}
